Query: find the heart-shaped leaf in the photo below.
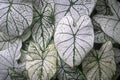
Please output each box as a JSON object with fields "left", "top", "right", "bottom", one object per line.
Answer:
{"left": 54, "top": 0, "right": 97, "bottom": 24}
{"left": 0, "top": 0, "right": 33, "bottom": 38}
{"left": 0, "top": 39, "right": 25, "bottom": 80}
{"left": 54, "top": 15, "right": 94, "bottom": 67}
{"left": 32, "top": 0, "right": 55, "bottom": 51}
{"left": 82, "top": 41, "right": 116, "bottom": 80}
{"left": 56, "top": 57, "right": 85, "bottom": 80}
{"left": 94, "top": 0, "right": 120, "bottom": 44}
{"left": 26, "top": 41, "right": 57, "bottom": 80}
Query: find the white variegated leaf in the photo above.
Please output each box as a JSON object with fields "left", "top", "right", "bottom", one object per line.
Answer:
{"left": 0, "top": 39, "right": 25, "bottom": 80}
{"left": 26, "top": 42, "right": 57, "bottom": 80}
{"left": 94, "top": 15, "right": 120, "bottom": 44}
{"left": 94, "top": 0, "right": 120, "bottom": 44}
{"left": 82, "top": 41, "right": 116, "bottom": 80}
{"left": 32, "top": 0, "right": 55, "bottom": 51}
{"left": 0, "top": 0, "right": 33, "bottom": 38}
{"left": 54, "top": 15, "right": 94, "bottom": 67}
{"left": 0, "top": 33, "right": 21, "bottom": 50}
{"left": 55, "top": 0, "right": 97, "bottom": 24}
{"left": 107, "top": 0, "right": 120, "bottom": 19}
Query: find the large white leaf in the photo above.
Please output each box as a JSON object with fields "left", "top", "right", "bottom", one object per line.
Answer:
{"left": 54, "top": 15, "right": 94, "bottom": 67}
{"left": 32, "top": 0, "right": 55, "bottom": 51}
{"left": 0, "top": 0, "right": 33, "bottom": 38}
{"left": 56, "top": 57, "right": 85, "bottom": 80}
{"left": 0, "top": 39, "right": 25, "bottom": 80}
{"left": 94, "top": 0, "right": 120, "bottom": 44}
{"left": 26, "top": 42, "right": 57, "bottom": 80}
{"left": 54, "top": 0, "right": 97, "bottom": 24}
{"left": 82, "top": 41, "right": 116, "bottom": 80}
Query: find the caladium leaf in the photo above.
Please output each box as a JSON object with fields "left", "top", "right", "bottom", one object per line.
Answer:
{"left": 32, "top": 0, "right": 55, "bottom": 51}
{"left": 0, "top": 33, "right": 21, "bottom": 50}
{"left": 0, "top": 39, "right": 25, "bottom": 80}
{"left": 82, "top": 41, "right": 116, "bottom": 80}
{"left": 0, "top": 0, "right": 33, "bottom": 38}
{"left": 54, "top": 15, "right": 94, "bottom": 67}
{"left": 95, "top": 30, "right": 115, "bottom": 43}
{"left": 26, "top": 41, "right": 57, "bottom": 80}
{"left": 54, "top": 0, "right": 97, "bottom": 23}
{"left": 94, "top": 14, "right": 120, "bottom": 44}
{"left": 94, "top": 0, "right": 120, "bottom": 44}
{"left": 107, "top": 0, "right": 120, "bottom": 19}
{"left": 56, "top": 57, "right": 85, "bottom": 80}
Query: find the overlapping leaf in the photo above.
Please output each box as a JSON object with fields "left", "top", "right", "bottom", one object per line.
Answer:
{"left": 95, "top": 31, "right": 115, "bottom": 43}
{"left": 26, "top": 42, "right": 57, "bottom": 80}
{"left": 82, "top": 41, "right": 116, "bottom": 80}
{"left": 54, "top": 0, "right": 97, "bottom": 24}
{"left": 32, "top": 0, "right": 55, "bottom": 51}
{"left": 54, "top": 15, "right": 94, "bottom": 67}
{"left": 20, "top": 27, "right": 31, "bottom": 42}
{"left": 113, "top": 48, "right": 120, "bottom": 64}
{"left": 95, "top": 0, "right": 113, "bottom": 15}
{"left": 56, "top": 57, "right": 85, "bottom": 80}
{"left": 0, "top": 0, "right": 33, "bottom": 38}
{"left": 94, "top": 0, "right": 120, "bottom": 44}
{"left": 0, "top": 39, "right": 25, "bottom": 80}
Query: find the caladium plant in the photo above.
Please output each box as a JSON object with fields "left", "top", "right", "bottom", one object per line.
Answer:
{"left": 0, "top": 0, "right": 120, "bottom": 80}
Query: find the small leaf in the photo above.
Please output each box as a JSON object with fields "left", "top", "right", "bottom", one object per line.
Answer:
{"left": 0, "top": 0, "right": 33, "bottom": 38}
{"left": 0, "top": 39, "right": 24, "bottom": 80}
{"left": 82, "top": 41, "right": 116, "bottom": 80}
{"left": 26, "top": 42, "right": 57, "bottom": 80}
{"left": 54, "top": 15, "right": 94, "bottom": 67}
{"left": 32, "top": 1, "right": 55, "bottom": 51}
{"left": 54, "top": 0, "right": 97, "bottom": 23}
